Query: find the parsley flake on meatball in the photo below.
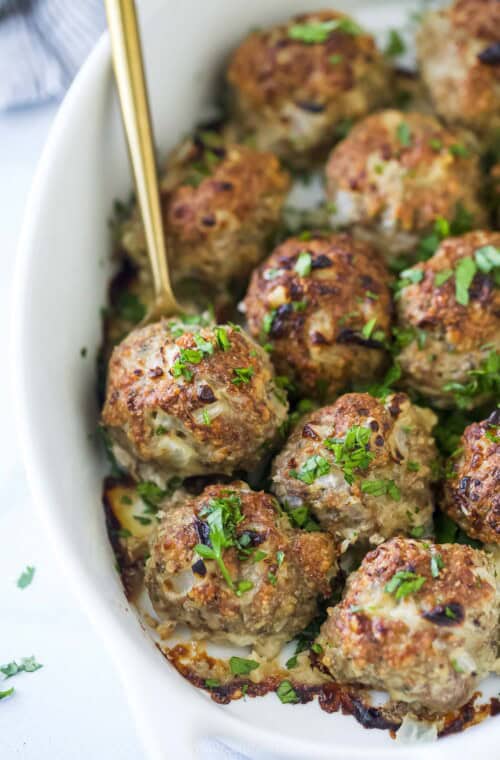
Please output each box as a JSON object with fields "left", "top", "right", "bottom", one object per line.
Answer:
{"left": 443, "top": 410, "right": 500, "bottom": 544}
{"left": 145, "top": 482, "right": 337, "bottom": 646}
{"left": 243, "top": 233, "right": 392, "bottom": 400}
{"left": 120, "top": 133, "right": 290, "bottom": 286}
{"left": 101, "top": 321, "right": 288, "bottom": 484}
{"left": 227, "top": 10, "right": 391, "bottom": 167}
{"left": 395, "top": 230, "right": 500, "bottom": 409}
{"left": 417, "top": 0, "right": 500, "bottom": 144}
{"left": 272, "top": 393, "right": 437, "bottom": 551}
{"left": 317, "top": 537, "right": 500, "bottom": 714}
{"left": 325, "top": 110, "right": 487, "bottom": 263}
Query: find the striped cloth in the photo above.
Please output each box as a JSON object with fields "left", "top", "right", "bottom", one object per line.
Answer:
{"left": 0, "top": 0, "right": 105, "bottom": 110}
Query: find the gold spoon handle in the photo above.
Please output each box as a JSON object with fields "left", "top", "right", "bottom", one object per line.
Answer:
{"left": 105, "top": 0, "right": 179, "bottom": 316}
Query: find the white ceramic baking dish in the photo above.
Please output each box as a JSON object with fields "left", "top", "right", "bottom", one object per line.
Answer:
{"left": 13, "top": 0, "right": 500, "bottom": 757}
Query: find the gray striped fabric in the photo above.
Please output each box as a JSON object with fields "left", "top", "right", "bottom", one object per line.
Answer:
{"left": 0, "top": 0, "right": 105, "bottom": 110}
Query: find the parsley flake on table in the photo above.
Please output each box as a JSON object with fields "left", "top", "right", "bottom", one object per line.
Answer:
{"left": 1, "top": 657, "right": 43, "bottom": 679}
{"left": 324, "top": 425, "right": 374, "bottom": 484}
{"left": 229, "top": 657, "right": 259, "bottom": 676}
{"left": 17, "top": 566, "right": 35, "bottom": 589}
{"left": 0, "top": 688, "right": 14, "bottom": 701}
{"left": 385, "top": 570, "right": 426, "bottom": 600}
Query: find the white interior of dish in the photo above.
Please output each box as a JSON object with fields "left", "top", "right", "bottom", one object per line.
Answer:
{"left": 13, "top": 0, "right": 500, "bottom": 758}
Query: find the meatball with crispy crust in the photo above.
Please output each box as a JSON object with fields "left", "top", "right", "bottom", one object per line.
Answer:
{"left": 145, "top": 482, "right": 337, "bottom": 646}
{"left": 102, "top": 321, "right": 288, "bottom": 484}
{"left": 272, "top": 393, "right": 437, "bottom": 552}
{"left": 317, "top": 537, "right": 499, "bottom": 714}
{"left": 395, "top": 230, "right": 500, "bottom": 409}
{"left": 227, "top": 10, "right": 391, "bottom": 167}
{"left": 417, "top": 0, "right": 500, "bottom": 144}
{"left": 120, "top": 133, "right": 290, "bottom": 285}
{"left": 443, "top": 410, "right": 500, "bottom": 544}
{"left": 325, "top": 110, "right": 487, "bottom": 263}
{"left": 243, "top": 233, "right": 392, "bottom": 400}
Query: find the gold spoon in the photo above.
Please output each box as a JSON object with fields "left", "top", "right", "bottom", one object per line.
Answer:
{"left": 105, "top": 0, "right": 182, "bottom": 320}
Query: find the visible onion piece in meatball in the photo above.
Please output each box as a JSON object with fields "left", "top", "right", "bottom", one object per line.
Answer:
{"left": 443, "top": 410, "right": 500, "bottom": 544}
{"left": 145, "top": 482, "right": 337, "bottom": 648}
{"left": 243, "top": 233, "right": 392, "bottom": 400}
{"left": 101, "top": 320, "right": 288, "bottom": 484}
{"left": 119, "top": 132, "right": 290, "bottom": 286}
{"left": 325, "top": 110, "right": 487, "bottom": 264}
{"left": 227, "top": 10, "right": 392, "bottom": 167}
{"left": 395, "top": 230, "right": 500, "bottom": 409}
{"left": 272, "top": 393, "right": 437, "bottom": 552}
{"left": 317, "top": 537, "right": 499, "bottom": 714}
{"left": 417, "top": 0, "right": 500, "bottom": 144}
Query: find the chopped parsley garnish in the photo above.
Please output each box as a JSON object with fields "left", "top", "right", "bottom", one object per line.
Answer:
{"left": 445, "top": 606, "right": 456, "bottom": 619}
{"left": 229, "top": 656, "right": 259, "bottom": 676}
{"left": 435, "top": 268, "right": 454, "bottom": 286}
{"left": 235, "top": 580, "right": 253, "bottom": 596}
{"left": 232, "top": 366, "right": 254, "bottom": 385}
{"left": 429, "top": 138, "right": 443, "bottom": 151}
{"left": 263, "top": 267, "right": 284, "bottom": 281}
{"left": 361, "top": 317, "right": 377, "bottom": 339}
{"left": 430, "top": 553, "right": 444, "bottom": 578}
{"left": 137, "top": 481, "right": 168, "bottom": 509}
{"left": 116, "top": 292, "right": 146, "bottom": 324}
{"left": 180, "top": 347, "right": 203, "bottom": 364}
{"left": 367, "top": 362, "right": 402, "bottom": 399}
{"left": 290, "top": 455, "right": 330, "bottom": 485}
{"left": 215, "top": 326, "right": 231, "bottom": 351}
{"left": 407, "top": 461, "right": 420, "bottom": 472}
{"left": 361, "top": 479, "right": 401, "bottom": 500}
{"left": 251, "top": 550, "right": 267, "bottom": 563}
{"left": 205, "top": 678, "right": 220, "bottom": 688}
{"left": 329, "top": 53, "right": 343, "bottom": 65}
{"left": 288, "top": 18, "right": 361, "bottom": 44}
{"left": 286, "top": 655, "right": 298, "bottom": 669}
{"left": 475, "top": 245, "right": 500, "bottom": 284}
{"left": 276, "top": 680, "right": 300, "bottom": 704}
{"left": 454, "top": 256, "right": 477, "bottom": 306}
{"left": 396, "top": 122, "right": 412, "bottom": 147}
{"left": 443, "top": 350, "right": 500, "bottom": 407}
{"left": 294, "top": 251, "right": 312, "bottom": 277}
{"left": 385, "top": 29, "right": 405, "bottom": 57}
{"left": 451, "top": 659, "right": 465, "bottom": 673}
{"left": 287, "top": 504, "right": 321, "bottom": 532}
{"left": 410, "top": 526, "right": 425, "bottom": 538}
{"left": 311, "top": 643, "right": 323, "bottom": 655}
{"left": 324, "top": 425, "right": 374, "bottom": 484}
{"left": 0, "top": 687, "right": 14, "bottom": 700}
{"left": 202, "top": 409, "right": 211, "bottom": 426}
{"left": 268, "top": 571, "right": 278, "bottom": 586}
{"left": 194, "top": 334, "right": 214, "bottom": 356}
{"left": 194, "top": 492, "right": 244, "bottom": 591}
{"left": 449, "top": 143, "right": 469, "bottom": 158}
{"left": 416, "top": 206, "right": 474, "bottom": 261}
{"left": 385, "top": 571, "right": 426, "bottom": 600}
{"left": 1, "top": 657, "right": 43, "bottom": 678}
{"left": 17, "top": 566, "right": 35, "bottom": 589}
{"left": 171, "top": 359, "right": 193, "bottom": 381}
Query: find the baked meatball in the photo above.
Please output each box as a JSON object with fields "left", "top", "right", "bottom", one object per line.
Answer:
{"left": 417, "top": 0, "right": 500, "bottom": 144}
{"left": 325, "top": 110, "right": 487, "bottom": 263}
{"left": 145, "top": 482, "right": 337, "bottom": 646}
{"left": 272, "top": 393, "right": 437, "bottom": 551}
{"left": 101, "top": 321, "right": 288, "bottom": 483}
{"left": 243, "top": 233, "right": 392, "bottom": 400}
{"left": 227, "top": 10, "right": 391, "bottom": 167}
{"left": 317, "top": 537, "right": 499, "bottom": 714}
{"left": 120, "top": 134, "right": 290, "bottom": 285}
{"left": 442, "top": 410, "right": 500, "bottom": 544}
{"left": 395, "top": 230, "right": 500, "bottom": 409}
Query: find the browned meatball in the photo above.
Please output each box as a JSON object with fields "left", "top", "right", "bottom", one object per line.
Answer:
{"left": 272, "top": 393, "right": 437, "bottom": 552}
{"left": 102, "top": 321, "right": 288, "bottom": 484}
{"left": 443, "top": 410, "right": 500, "bottom": 544}
{"left": 317, "top": 537, "right": 499, "bottom": 714}
{"left": 120, "top": 135, "right": 290, "bottom": 285}
{"left": 243, "top": 233, "right": 392, "bottom": 400}
{"left": 145, "top": 482, "right": 337, "bottom": 646}
{"left": 395, "top": 230, "right": 500, "bottom": 409}
{"left": 325, "top": 110, "right": 487, "bottom": 263}
{"left": 417, "top": 0, "right": 500, "bottom": 144}
{"left": 227, "top": 10, "right": 391, "bottom": 167}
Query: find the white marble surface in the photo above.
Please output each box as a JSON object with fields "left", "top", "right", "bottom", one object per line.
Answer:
{"left": 1, "top": 104, "right": 144, "bottom": 759}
